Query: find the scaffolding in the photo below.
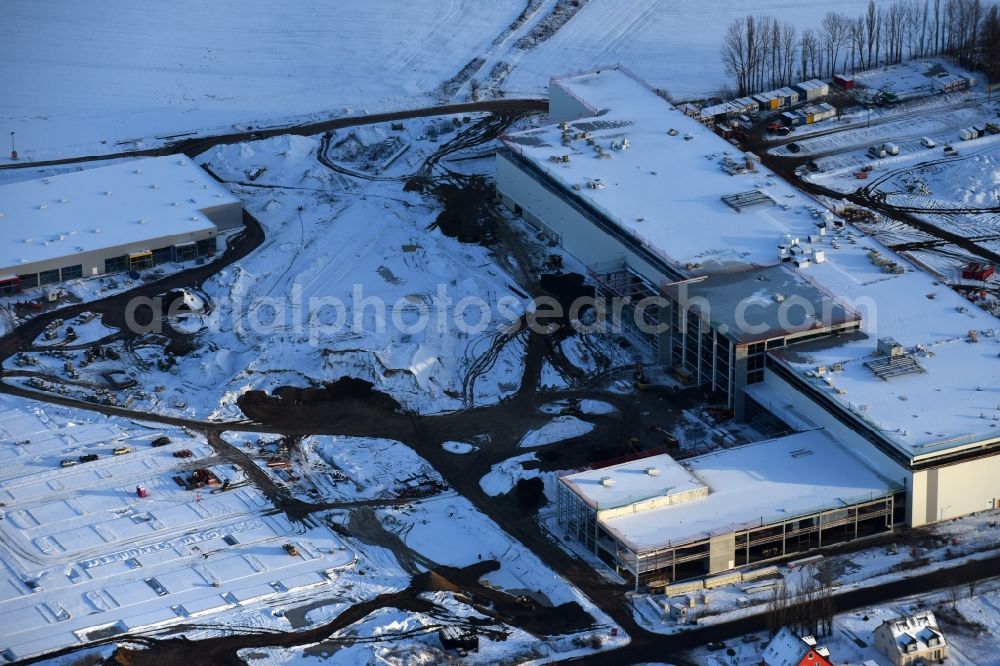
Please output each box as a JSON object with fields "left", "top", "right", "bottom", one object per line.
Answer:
{"left": 587, "top": 258, "right": 663, "bottom": 357}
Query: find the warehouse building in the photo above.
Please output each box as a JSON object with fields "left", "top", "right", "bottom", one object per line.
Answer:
{"left": 499, "top": 66, "right": 1000, "bottom": 577}
{"left": 557, "top": 431, "right": 901, "bottom": 588}
{"left": 0, "top": 156, "right": 242, "bottom": 290}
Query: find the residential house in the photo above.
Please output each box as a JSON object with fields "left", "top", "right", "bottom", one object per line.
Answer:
{"left": 873, "top": 611, "right": 947, "bottom": 666}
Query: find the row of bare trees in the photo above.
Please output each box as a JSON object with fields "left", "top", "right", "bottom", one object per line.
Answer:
{"left": 765, "top": 567, "right": 836, "bottom": 639}
{"left": 722, "top": 0, "right": 1000, "bottom": 96}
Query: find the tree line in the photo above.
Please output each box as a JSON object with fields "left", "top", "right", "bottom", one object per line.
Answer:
{"left": 721, "top": 0, "right": 1000, "bottom": 96}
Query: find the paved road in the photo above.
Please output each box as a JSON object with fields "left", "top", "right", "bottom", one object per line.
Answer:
{"left": 0, "top": 98, "right": 547, "bottom": 170}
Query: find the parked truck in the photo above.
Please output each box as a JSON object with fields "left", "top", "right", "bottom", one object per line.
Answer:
{"left": 883, "top": 142, "right": 900, "bottom": 155}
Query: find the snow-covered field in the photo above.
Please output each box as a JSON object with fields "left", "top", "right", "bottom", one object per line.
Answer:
{"left": 2, "top": 0, "right": 886, "bottom": 162}
{"left": 1, "top": 1, "right": 525, "bottom": 161}
{"left": 501, "top": 0, "right": 875, "bottom": 101}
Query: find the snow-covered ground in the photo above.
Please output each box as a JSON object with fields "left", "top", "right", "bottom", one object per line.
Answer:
{"left": 686, "top": 577, "right": 1000, "bottom": 666}
{"left": 4, "top": 116, "right": 546, "bottom": 418}
{"left": 630, "top": 506, "right": 1000, "bottom": 640}
{"left": 0, "top": 394, "right": 354, "bottom": 661}
{"left": 0, "top": 391, "right": 627, "bottom": 662}
{"left": 1, "top": 1, "right": 526, "bottom": 161}
{"left": 3, "top": 0, "right": 891, "bottom": 163}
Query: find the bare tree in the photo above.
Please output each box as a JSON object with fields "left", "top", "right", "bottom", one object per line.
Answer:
{"left": 721, "top": 17, "right": 753, "bottom": 95}
{"left": 766, "top": 581, "right": 791, "bottom": 637}
{"left": 982, "top": 5, "right": 1000, "bottom": 88}
{"left": 850, "top": 16, "right": 866, "bottom": 72}
{"left": 821, "top": 11, "right": 852, "bottom": 76}
{"left": 866, "top": 0, "right": 881, "bottom": 67}
{"left": 781, "top": 22, "right": 798, "bottom": 85}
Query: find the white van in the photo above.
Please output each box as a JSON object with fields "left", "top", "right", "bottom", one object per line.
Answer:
{"left": 920, "top": 136, "right": 936, "bottom": 148}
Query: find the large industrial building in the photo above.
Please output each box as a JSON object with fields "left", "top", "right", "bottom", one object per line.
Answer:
{"left": 557, "top": 431, "right": 900, "bottom": 587}
{"left": 0, "top": 155, "right": 242, "bottom": 292}
{"left": 499, "top": 66, "right": 1000, "bottom": 584}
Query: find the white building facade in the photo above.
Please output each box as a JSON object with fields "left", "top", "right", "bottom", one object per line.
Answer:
{"left": 0, "top": 156, "right": 242, "bottom": 289}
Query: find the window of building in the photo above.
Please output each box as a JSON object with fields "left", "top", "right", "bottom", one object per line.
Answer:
{"left": 105, "top": 256, "right": 127, "bottom": 273}
{"left": 196, "top": 238, "right": 216, "bottom": 256}
{"left": 0, "top": 277, "right": 20, "bottom": 297}
{"left": 60, "top": 264, "right": 83, "bottom": 281}
{"left": 18, "top": 273, "right": 38, "bottom": 289}
{"left": 175, "top": 242, "right": 198, "bottom": 262}
{"left": 39, "top": 269, "right": 60, "bottom": 286}
{"left": 152, "top": 246, "right": 174, "bottom": 265}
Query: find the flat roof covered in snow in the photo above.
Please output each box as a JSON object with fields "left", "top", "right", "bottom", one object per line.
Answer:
{"left": 0, "top": 155, "right": 239, "bottom": 271}
{"left": 667, "top": 264, "right": 860, "bottom": 344}
{"left": 598, "top": 430, "right": 900, "bottom": 552}
{"left": 773, "top": 333, "right": 1000, "bottom": 461}
{"left": 561, "top": 453, "right": 706, "bottom": 511}
{"left": 504, "top": 66, "right": 839, "bottom": 271}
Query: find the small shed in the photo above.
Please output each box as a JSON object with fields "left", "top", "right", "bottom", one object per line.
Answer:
{"left": 669, "top": 602, "right": 689, "bottom": 622}
{"left": 833, "top": 74, "right": 855, "bottom": 90}
{"left": 780, "top": 111, "right": 800, "bottom": 127}
{"left": 776, "top": 87, "right": 800, "bottom": 106}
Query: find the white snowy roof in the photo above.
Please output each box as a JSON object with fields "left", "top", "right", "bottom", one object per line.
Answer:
{"left": 508, "top": 66, "right": 1000, "bottom": 462}
{"left": 879, "top": 611, "right": 946, "bottom": 655}
{"left": 763, "top": 627, "right": 811, "bottom": 666}
{"left": 507, "top": 67, "right": 835, "bottom": 271}
{"left": 560, "top": 453, "right": 706, "bottom": 510}
{"left": 0, "top": 156, "right": 238, "bottom": 270}
{"left": 598, "top": 430, "right": 899, "bottom": 551}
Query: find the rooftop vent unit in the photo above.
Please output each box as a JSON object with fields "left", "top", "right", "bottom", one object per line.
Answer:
{"left": 645, "top": 466, "right": 660, "bottom": 476}
{"left": 877, "top": 337, "right": 905, "bottom": 357}
{"left": 600, "top": 476, "right": 615, "bottom": 487}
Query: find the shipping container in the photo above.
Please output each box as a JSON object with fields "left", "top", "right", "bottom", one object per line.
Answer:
{"left": 833, "top": 74, "right": 855, "bottom": 90}
{"left": 794, "top": 79, "right": 829, "bottom": 100}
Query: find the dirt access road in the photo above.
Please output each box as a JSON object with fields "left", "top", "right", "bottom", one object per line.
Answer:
{"left": 0, "top": 98, "right": 546, "bottom": 171}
